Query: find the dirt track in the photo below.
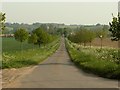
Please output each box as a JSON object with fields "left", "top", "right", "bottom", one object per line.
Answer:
{"left": 3, "top": 38, "right": 119, "bottom": 88}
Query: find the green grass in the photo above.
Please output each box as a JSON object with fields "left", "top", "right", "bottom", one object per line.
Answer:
{"left": 66, "top": 39, "right": 120, "bottom": 79}
{"left": 2, "top": 37, "right": 60, "bottom": 69}
{"left": 2, "top": 37, "right": 39, "bottom": 52}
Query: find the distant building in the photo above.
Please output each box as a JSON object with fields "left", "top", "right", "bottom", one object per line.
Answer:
{"left": 0, "top": 34, "right": 14, "bottom": 37}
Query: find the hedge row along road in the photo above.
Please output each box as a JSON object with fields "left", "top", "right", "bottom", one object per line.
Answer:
{"left": 4, "top": 37, "right": 118, "bottom": 88}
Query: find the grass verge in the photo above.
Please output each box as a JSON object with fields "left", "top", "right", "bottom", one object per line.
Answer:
{"left": 66, "top": 39, "right": 120, "bottom": 79}
{"left": 2, "top": 38, "right": 60, "bottom": 69}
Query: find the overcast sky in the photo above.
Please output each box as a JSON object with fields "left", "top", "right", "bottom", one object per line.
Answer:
{"left": 2, "top": 2, "right": 118, "bottom": 25}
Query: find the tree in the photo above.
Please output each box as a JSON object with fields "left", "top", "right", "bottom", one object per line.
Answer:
{"left": 14, "top": 28, "right": 29, "bottom": 50}
{"left": 109, "top": 13, "right": 120, "bottom": 63}
{"left": 87, "top": 30, "right": 96, "bottom": 47}
{"left": 32, "top": 27, "right": 50, "bottom": 47}
{"left": 48, "top": 24, "right": 55, "bottom": 34}
{"left": 68, "top": 33, "right": 78, "bottom": 43}
{"left": 76, "top": 29, "right": 90, "bottom": 46}
{"left": 96, "top": 27, "right": 107, "bottom": 49}
{"left": 109, "top": 13, "right": 120, "bottom": 41}
{"left": 68, "top": 28, "right": 96, "bottom": 47}
{"left": 28, "top": 33, "right": 38, "bottom": 49}
{"left": 56, "top": 28, "right": 64, "bottom": 35}
{"left": 63, "top": 28, "right": 70, "bottom": 37}
{"left": 40, "top": 24, "right": 47, "bottom": 31}
{"left": 0, "top": 12, "right": 6, "bottom": 31}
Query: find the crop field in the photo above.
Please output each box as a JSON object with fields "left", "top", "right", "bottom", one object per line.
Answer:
{"left": 66, "top": 39, "right": 120, "bottom": 79}
{"left": 91, "top": 38, "right": 119, "bottom": 48}
{"left": 2, "top": 37, "right": 60, "bottom": 69}
{"left": 79, "top": 38, "right": 119, "bottom": 49}
{"left": 2, "top": 37, "right": 38, "bottom": 52}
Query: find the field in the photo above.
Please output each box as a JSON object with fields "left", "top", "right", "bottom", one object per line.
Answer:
{"left": 66, "top": 39, "right": 120, "bottom": 79}
{"left": 2, "top": 37, "right": 60, "bottom": 69}
{"left": 2, "top": 37, "right": 38, "bottom": 52}
{"left": 91, "top": 38, "right": 119, "bottom": 48}
{"left": 84, "top": 38, "right": 119, "bottom": 48}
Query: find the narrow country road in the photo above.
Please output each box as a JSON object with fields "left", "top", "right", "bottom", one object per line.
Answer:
{"left": 4, "top": 38, "right": 118, "bottom": 88}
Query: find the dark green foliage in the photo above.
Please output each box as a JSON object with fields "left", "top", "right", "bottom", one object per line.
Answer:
{"left": 14, "top": 28, "right": 29, "bottom": 53}
{"left": 87, "top": 30, "right": 96, "bottom": 47}
{"left": 109, "top": 14, "right": 120, "bottom": 64}
{"left": 32, "top": 27, "right": 57, "bottom": 47}
{"left": 68, "top": 28, "right": 96, "bottom": 46}
{"left": 28, "top": 33, "right": 38, "bottom": 49}
{"left": 14, "top": 28, "right": 29, "bottom": 43}
{"left": 68, "top": 34, "right": 78, "bottom": 43}
{"left": 109, "top": 14, "right": 120, "bottom": 41}
{"left": 33, "top": 27, "right": 49, "bottom": 47}
{"left": 28, "top": 34, "right": 38, "bottom": 44}
{"left": 0, "top": 12, "right": 6, "bottom": 31}
{"left": 56, "top": 28, "right": 64, "bottom": 35}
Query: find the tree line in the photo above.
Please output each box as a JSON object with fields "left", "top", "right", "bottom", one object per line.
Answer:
{"left": 14, "top": 27, "right": 58, "bottom": 50}
{"left": 68, "top": 13, "right": 120, "bottom": 48}
{"left": 68, "top": 27, "right": 108, "bottom": 48}
{"left": 1, "top": 11, "right": 119, "bottom": 48}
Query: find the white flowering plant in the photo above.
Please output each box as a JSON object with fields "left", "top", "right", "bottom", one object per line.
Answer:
{"left": 66, "top": 39, "right": 120, "bottom": 79}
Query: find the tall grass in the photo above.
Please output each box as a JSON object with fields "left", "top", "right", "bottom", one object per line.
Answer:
{"left": 66, "top": 39, "right": 120, "bottom": 79}
{"left": 2, "top": 37, "right": 60, "bottom": 69}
